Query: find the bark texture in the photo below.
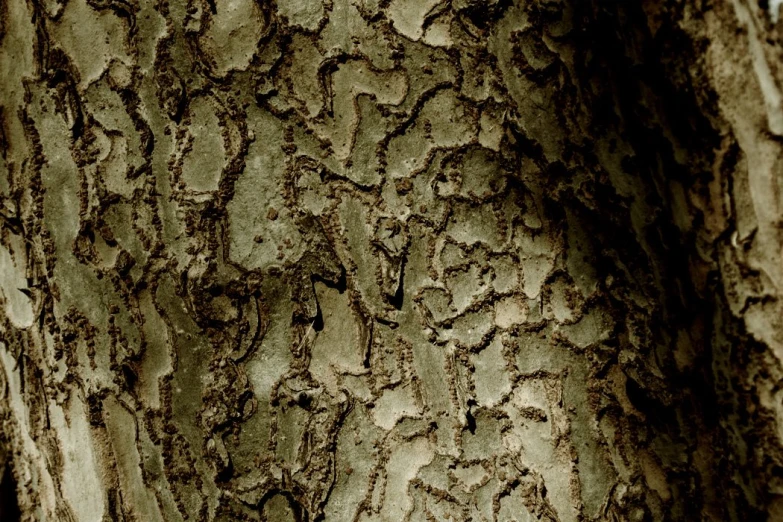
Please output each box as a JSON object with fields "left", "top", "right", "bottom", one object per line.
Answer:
{"left": 1, "top": 0, "right": 782, "bottom": 520}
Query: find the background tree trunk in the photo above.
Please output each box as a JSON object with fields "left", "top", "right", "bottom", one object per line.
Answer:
{"left": 2, "top": 0, "right": 783, "bottom": 520}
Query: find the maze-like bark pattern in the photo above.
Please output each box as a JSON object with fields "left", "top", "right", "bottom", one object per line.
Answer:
{"left": 2, "top": 0, "right": 783, "bottom": 520}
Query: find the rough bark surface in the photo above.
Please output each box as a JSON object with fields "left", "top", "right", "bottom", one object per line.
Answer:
{"left": 1, "top": 0, "right": 783, "bottom": 520}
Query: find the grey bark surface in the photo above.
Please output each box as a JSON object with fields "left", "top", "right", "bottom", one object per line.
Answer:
{"left": 1, "top": 0, "right": 783, "bottom": 520}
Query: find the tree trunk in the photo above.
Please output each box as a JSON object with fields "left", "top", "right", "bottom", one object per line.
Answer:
{"left": 1, "top": 0, "right": 783, "bottom": 520}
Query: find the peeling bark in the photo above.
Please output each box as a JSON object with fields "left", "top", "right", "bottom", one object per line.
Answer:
{"left": 1, "top": 0, "right": 783, "bottom": 520}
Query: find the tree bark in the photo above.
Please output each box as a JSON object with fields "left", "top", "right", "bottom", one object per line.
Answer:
{"left": 1, "top": 0, "right": 783, "bottom": 520}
